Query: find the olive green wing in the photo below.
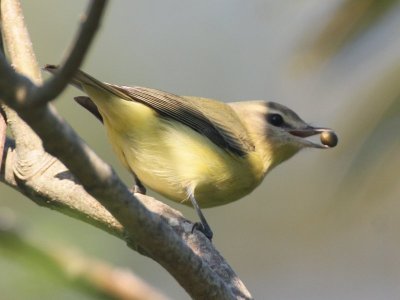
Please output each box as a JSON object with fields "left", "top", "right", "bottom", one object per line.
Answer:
{"left": 44, "top": 65, "right": 254, "bottom": 157}
{"left": 111, "top": 86, "right": 255, "bottom": 157}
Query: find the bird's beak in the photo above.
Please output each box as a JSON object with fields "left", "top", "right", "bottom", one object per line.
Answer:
{"left": 288, "top": 126, "right": 338, "bottom": 149}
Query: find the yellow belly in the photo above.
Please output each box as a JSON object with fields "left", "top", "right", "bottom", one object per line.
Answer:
{"left": 114, "top": 121, "right": 264, "bottom": 208}
{"left": 90, "top": 92, "right": 265, "bottom": 208}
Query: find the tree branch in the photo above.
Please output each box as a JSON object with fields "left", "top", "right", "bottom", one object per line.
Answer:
{"left": 0, "top": 107, "right": 6, "bottom": 168}
{"left": 1, "top": 138, "right": 251, "bottom": 299}
{"left": 0, "top": 0, "right": 48, "bottom": 173}
{"left": 1, "top": 0, "right": 41, "bottom": 82}
{"left": 29, "top": 0, "right": 108, "bottom": 105}
{"left": 0, "top": 217, "right": 169, "bottom": 300}
{"left": 0, "top": 1, "right": 252, "bottom": 299}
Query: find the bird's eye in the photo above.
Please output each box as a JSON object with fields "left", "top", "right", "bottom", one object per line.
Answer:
{"left": 267, "top": 113, "right": 284, "bottom": 127}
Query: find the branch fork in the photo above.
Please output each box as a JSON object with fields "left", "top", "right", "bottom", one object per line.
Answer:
{"left": 0, "top": 1, "right": 252, "bottom": 299}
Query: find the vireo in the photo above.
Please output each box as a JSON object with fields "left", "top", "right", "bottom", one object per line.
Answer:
{"left": 45, "top": 65, "right": 337, "bottom": 240}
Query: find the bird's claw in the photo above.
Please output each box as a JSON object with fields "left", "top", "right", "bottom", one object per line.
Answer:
{"left": 192, "top": 222, "right": 213, "bottom": 241}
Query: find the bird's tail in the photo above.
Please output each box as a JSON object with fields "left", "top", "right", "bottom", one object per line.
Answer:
{"left": 43, "top": 64, "right": 125, "bottom": 122}
{"left": 43, "top": 64, "right": 130, "bottom": 101}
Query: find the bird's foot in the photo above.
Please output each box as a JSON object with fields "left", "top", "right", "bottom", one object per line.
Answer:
{"left": 191, "top": 222, "right": 213, "bottom": 241}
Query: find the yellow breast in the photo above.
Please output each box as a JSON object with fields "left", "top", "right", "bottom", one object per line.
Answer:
{"left": 86, "top": 90, "right": 266, "bottom": 208}
{"left": 108, "top": 117, "right": 264, "bottom": 207}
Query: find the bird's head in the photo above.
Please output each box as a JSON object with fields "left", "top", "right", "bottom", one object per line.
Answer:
{"left": 230, "top": 101, "right": 337, "bottom": 169}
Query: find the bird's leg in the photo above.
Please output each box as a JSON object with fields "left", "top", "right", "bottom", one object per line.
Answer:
{"left": 188, "top": 192, "right": 213, "bottom": 240}
{"left": 131, "top": 172, "right": 147, "bottom": 194}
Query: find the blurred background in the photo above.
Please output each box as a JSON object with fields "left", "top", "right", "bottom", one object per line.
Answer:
{"left": 1, "top": 0, "right": 400, "bottom": 299}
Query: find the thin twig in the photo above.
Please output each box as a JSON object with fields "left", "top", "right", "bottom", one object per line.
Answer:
{"left": 0, "top": 0, "right": 41, "bottom": 82}
{"left": 29, "top": 0, "right": 108, "bottom": 105}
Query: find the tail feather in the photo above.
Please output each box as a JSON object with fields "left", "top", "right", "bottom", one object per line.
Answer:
{"left": 44, "top": 64, "right": 84, "bottom": 91}
{"left": 43, "top": 64, "right": 130, "bottom": 101}
{"left": 74, "top": 96, "right": 103, "bottom": 123}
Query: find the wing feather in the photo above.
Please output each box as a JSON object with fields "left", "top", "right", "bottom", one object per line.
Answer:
{"left": 110, "top": 85, "right": 255, "bottom": 157}
{"left": 44, "top": 65, "right": 254, "bottom": 157}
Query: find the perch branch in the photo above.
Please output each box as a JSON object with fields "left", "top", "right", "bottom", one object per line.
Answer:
{"left": 0, "top": 0, "right": 252, "bottom": 299}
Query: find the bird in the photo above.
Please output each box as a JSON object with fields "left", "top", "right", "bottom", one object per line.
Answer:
{"left": 44, "top": 64, "right": 338, "bottom": 240}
